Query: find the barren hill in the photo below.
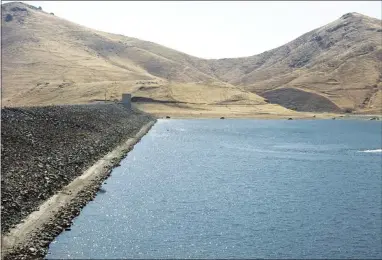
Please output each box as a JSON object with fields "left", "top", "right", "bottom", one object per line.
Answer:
{"left": 1, "top": 2, "right": 381, "bottom": 116}
{"left": 204, "top": 12, "right": 382, "bottom": 114}
{"left": 2, "top": 1, "right": 281, "bottom": 118}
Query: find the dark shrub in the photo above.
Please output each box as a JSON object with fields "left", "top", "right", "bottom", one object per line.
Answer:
{"left": 343, "top": 107, "right": 354, "bottom": 113}
{"left": 5, "top": 14, "right": 13, "bottom": 22}
{"left": 11, "top": 7, "right": 27, "bottom": 12}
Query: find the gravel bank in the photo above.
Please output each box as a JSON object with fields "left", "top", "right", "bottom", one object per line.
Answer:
{"left": 1, "top": 103, "right": 154, "bottom": 236}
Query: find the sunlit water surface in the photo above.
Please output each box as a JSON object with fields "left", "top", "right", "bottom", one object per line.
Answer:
{"left": 47, "top": 119, "right": 382, "bottom": 259}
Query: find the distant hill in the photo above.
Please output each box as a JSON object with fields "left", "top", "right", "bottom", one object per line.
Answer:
{"left": 2, "top": 2, "right": 381, "bottom": 115}
{"left": 204, "top": 12, "right": 382, "bottom": 114}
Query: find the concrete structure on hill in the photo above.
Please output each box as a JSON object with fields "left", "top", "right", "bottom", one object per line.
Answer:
{"left": 122, "top": 93, "right": 132, "bottom": 109}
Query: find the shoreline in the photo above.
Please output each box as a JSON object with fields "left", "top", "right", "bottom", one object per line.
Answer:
{"left": 152, "top": 114, "right": 382, "bottom": 120}
{"left": 1, "top": 104, "right": 154, "bottom": 234}
{"left": 133, "top": 102, "right": 381, "bottom": 120}
{"left": 1, "top": 120, "right": 156, "bottom": 260}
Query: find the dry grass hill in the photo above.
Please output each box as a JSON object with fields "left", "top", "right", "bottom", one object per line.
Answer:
{"left": 1, "top": 2, "right": 381, "bottom": 117}
{"left": 205, "top": 12, "right": 382, "bottom": 114}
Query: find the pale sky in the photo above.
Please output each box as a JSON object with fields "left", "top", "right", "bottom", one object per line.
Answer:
{"left": 4, "top": 1, "right": 382, "bottom": 59}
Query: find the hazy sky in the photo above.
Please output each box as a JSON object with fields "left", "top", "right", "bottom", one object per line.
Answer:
{"left": 4, "top": 1, "right": 382, "bottom": 59}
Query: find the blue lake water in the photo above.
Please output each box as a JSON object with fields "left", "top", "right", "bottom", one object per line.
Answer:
{"left": 47, "top": 119, "right": 382, "bottom": 259}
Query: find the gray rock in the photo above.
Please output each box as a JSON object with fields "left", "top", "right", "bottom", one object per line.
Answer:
{"left": 1, "top": 103, "right": 154, "bottom": 236}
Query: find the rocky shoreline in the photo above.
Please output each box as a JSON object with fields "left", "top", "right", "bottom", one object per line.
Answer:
{"left": 1, "top": 103, "right": 155, "bottom": 259}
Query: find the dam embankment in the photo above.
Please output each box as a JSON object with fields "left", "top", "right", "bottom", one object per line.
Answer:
{"left": 1, "top": 103, "right": 155, "bottom": 259}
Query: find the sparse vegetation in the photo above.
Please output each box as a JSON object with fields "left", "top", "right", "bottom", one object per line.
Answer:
{"left": 343, "top": 107, "right": 354, "bottom": 113}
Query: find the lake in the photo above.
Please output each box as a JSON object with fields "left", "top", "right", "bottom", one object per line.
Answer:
{"left": 47, "top": 119, "right": 382, "bottom": 259}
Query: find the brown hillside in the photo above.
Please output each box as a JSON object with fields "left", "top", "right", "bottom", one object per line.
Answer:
{"left": 206, "top": 12, "right": 382, "bottom": 113}
{"left": 1, "top": 1, "right": 276, "bottom": 119}
{"left": 1, "top": 2, "right": 381, "bottom": 115}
